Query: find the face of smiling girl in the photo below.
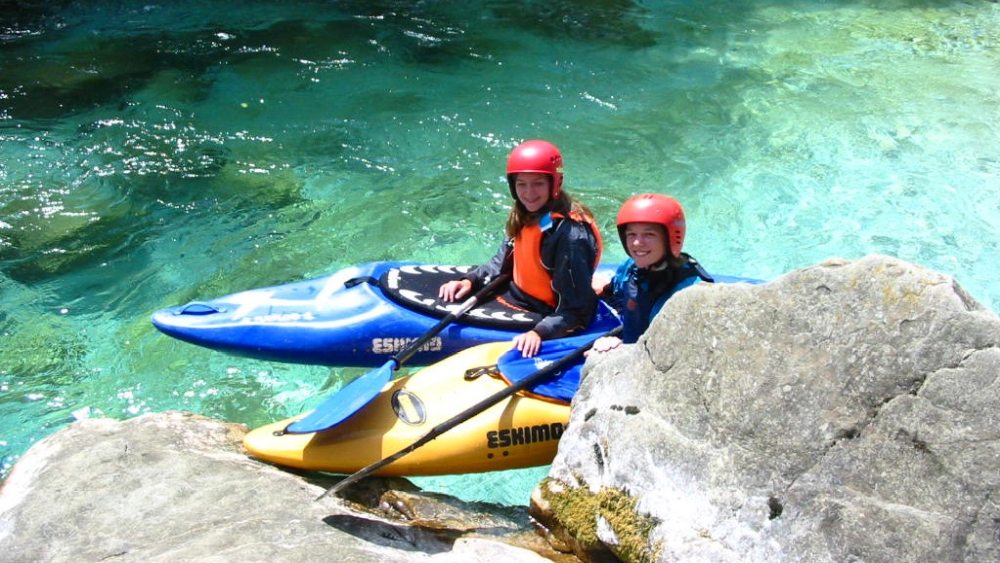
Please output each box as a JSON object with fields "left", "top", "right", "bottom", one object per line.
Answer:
{"left": 514, "top": 173, "right": 551, "bottom": 213}
{"left": 624, "top": 222, "right": 668, "bottom": 269}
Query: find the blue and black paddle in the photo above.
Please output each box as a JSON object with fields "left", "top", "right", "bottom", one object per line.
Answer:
{"left": 316, "top": 325, "right": 622, "bottom": 500}
{"left": 285, "top": 273, "right": 510, "bottom": 434}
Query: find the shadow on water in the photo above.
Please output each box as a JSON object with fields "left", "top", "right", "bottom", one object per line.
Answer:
{"left": 490, "top": 0, "right": 657, "bottom": 46}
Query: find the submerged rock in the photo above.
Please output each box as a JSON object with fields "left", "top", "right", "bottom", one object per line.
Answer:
{"left": 531, "top": 255, "right": 1000, "bottom": 562}
{"left": 0, "top": 411, "right": 553, "bottom": 562}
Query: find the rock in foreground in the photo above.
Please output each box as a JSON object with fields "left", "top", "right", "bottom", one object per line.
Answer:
{"left": 533, "top": 255, "right": 1000, "bottom": 562}
{"left": 0, "top": 412, "right": 554, "bottom": 562}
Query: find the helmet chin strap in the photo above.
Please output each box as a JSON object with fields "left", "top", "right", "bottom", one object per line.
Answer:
{"left": 644, "top": 258, "right": 670, "bottom": 272}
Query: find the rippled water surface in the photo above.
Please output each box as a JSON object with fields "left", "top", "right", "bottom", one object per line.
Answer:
{"left": 2, "top": 1, "right": 998, "bottom": 504}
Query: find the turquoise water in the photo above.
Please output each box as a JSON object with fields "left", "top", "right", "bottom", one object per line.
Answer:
{"left": 2, "top": 1, "right": 998, "bottom": 505}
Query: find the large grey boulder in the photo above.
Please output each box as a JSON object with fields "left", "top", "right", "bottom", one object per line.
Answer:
{"left": 0, "top": 411, "right": 555, "bottom": 562}
{"left": 531, "top": 255, "right": 1000, "bottom": 562}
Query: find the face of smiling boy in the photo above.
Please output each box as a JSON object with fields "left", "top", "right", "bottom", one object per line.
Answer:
{"left": 624, "top": 222, "right": 668, "bottom": 269}
{"left": 514, "top": 173, "right": 551, "bottom": 213}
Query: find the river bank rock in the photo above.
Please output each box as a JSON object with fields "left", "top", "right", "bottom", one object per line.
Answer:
{"left": 0, "top": 411, "right": 558, "bottom": 562}
{"left": 531, "top": 255, "right": 1000, "bottom": 562}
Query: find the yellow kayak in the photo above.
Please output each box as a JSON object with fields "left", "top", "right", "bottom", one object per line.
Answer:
{"left": 242, "top": 341, "right": 572, "bottom": 476}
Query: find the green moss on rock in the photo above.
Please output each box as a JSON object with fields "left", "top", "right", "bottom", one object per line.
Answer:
{"left": 541, "top": 477, "right": 661, "bottom": 563}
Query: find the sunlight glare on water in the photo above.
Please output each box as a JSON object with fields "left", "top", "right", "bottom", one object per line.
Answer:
{"left": 1, "top": 0, "right": 998, "bottom": 505}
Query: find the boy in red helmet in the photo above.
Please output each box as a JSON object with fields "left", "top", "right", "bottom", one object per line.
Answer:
{"left": 439, "top": 140, "right": 602, "bottom": 357}
{"left": 590, "top": 193, "right": 713, "bottom": 353}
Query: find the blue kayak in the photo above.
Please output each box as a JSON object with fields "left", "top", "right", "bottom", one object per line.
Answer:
{"left": 151, "top": 261, "right": 760, "bottom": 367}
{"left": 151, "top": 262, "right": 623, "bottom": 367}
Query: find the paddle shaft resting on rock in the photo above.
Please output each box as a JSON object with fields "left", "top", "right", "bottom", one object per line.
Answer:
{"left": 285, "top": 273, "right": 511, "bottom": 434}
{"left": 317, "top": 325, "right": 623, "bottom": 500}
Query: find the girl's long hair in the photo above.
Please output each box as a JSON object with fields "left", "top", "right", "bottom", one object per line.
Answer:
{"left": 505, "top": 188, "right": 594, "bottom": 238}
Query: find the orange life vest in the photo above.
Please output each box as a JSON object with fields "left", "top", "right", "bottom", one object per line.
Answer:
{"left": 512, "top": 211, "right": 603, "bottom": 307}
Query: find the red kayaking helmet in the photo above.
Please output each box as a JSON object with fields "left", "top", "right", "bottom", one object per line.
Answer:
{"left": 616, "top": 193, "right": 686, "bottom": 258}
{"left": 506, "top": 140, "right": 564, "bottom": 199}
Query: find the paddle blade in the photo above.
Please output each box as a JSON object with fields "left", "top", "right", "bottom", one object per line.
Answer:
{"left": 285, "top": 360, "right": 395, "bottom": 434}
{"left": 496, "top": 333, "right": 597, "bottom": 402}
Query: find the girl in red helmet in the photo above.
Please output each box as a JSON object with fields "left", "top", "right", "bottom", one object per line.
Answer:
{"left": 439, "top": 140, "right": 603, "bottom": 357}
{"left": 590, "top": 193, "right": 713, "bottom": 353}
